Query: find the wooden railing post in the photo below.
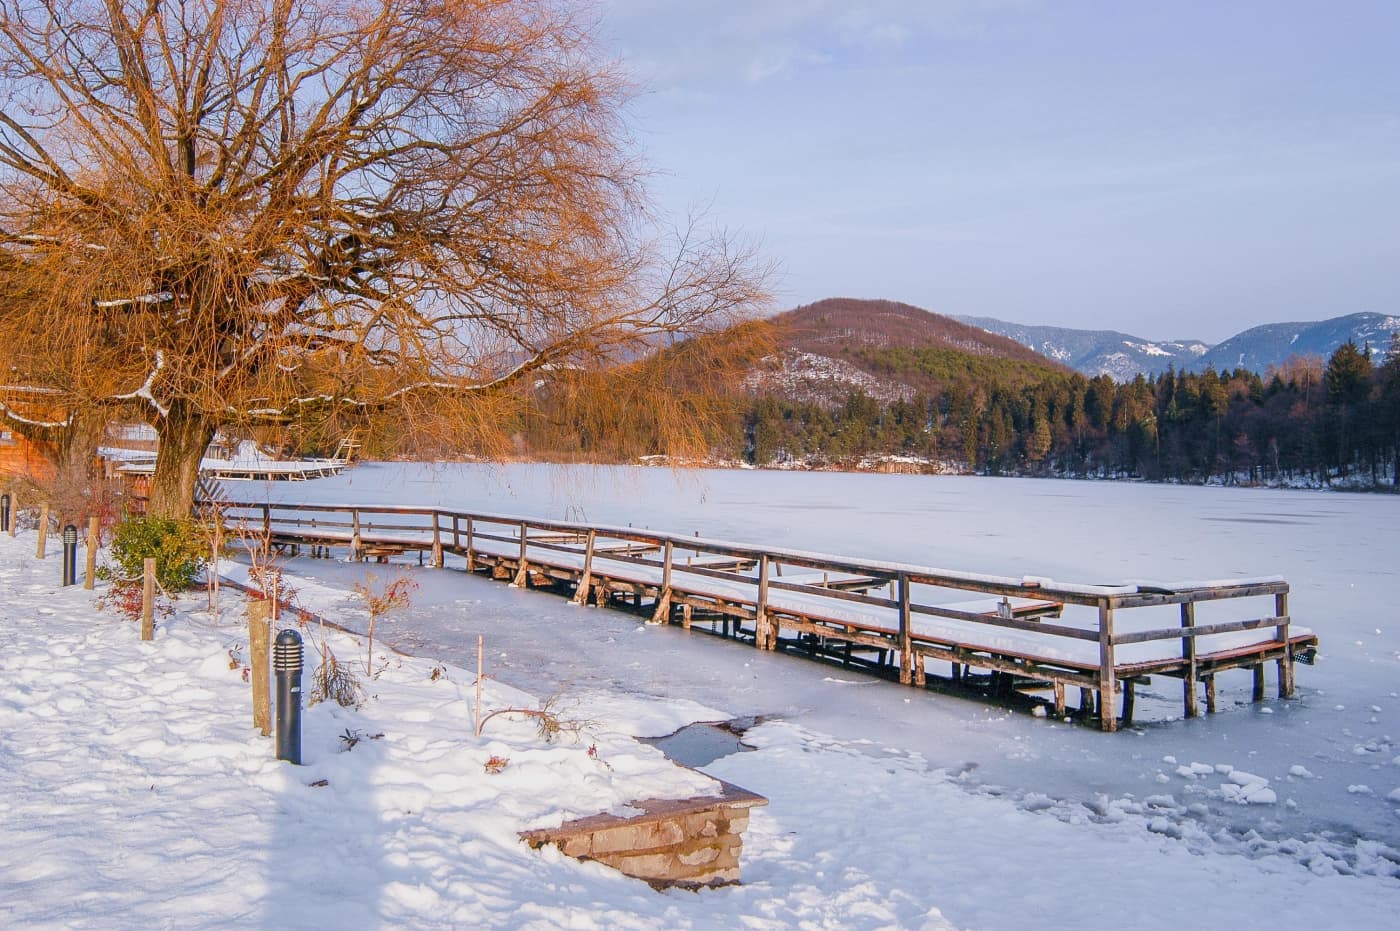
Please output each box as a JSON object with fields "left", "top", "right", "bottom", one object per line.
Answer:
{"left": 430, "top": 512, "right": 443, "bottom": 568}
{"left": 572, "top": 530, "right": 596, "bottom": 605}
{"left": 898, "top": 573, "right": 912, "bottom": 685}
{"left": 1276, "top": 590, "right": 1294, "bottom": 698}
{"left": 1181, "top": 601, "right": 1198, "bottom": 718}
{"left": 7, "top": 492, "right": 15, "bottom": 537}
{"left": 350, "top": 509, "right": 362, "bottom": 561}
{"left": 650, "top": 540, "right": 674, "bottom": 624}
{"left": 1098, "top": 600, "right": 1117, "bottom": 732}
{"left": 757, "top": 554, "right": 772, "bottom": 650}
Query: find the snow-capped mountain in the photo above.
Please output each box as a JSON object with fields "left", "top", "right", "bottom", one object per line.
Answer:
{"left": 959, "top": 312, "right": 1399, "bottom": 380}
{"left": 1198, "top": 313, "right": 1400, "bottom": 373}
{"left": 954, "top": 316, "right": 1208, "bottom": 380}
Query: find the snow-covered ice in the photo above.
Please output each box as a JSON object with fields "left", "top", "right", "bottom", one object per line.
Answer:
{"left": 6, "top": 465, "right": 1400, "bottom": 928}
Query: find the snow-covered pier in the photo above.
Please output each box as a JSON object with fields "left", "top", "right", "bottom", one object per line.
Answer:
{"left": 215, "top": 499, "right": 1318, "bottom": 731}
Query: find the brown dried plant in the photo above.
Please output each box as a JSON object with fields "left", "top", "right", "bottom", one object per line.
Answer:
{"left": 0, "top": 1, "right": 771, "bottom": 518}
{"left": 352, "top": 572, "right": 417, "bottom": 676}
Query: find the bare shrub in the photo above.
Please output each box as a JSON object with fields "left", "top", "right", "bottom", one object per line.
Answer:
{"left": 309, "top": 644, "right": 365, "bottom": 710}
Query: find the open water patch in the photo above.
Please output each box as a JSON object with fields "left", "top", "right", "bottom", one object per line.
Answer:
{"left": 643, "top": 717, "right": 764, "bottom": 768}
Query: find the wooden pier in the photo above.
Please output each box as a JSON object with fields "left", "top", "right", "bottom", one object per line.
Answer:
{"left": 211, "top": 499, "right": 1319, "bottom": 731}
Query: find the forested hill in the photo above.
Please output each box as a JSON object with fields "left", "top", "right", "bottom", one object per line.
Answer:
{"left": 778, "top": 298, "right": 1060, "bottom": 366}
{"left": 745, "top": 298, "right": 1072, "bottom": 408}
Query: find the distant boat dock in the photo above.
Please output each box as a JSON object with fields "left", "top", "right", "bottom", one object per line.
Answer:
{"left": 214, "top": 499, "right": 1318, "bottom": 731}
{"left": 109, "top": 438, "right": 357, "bottom": 485}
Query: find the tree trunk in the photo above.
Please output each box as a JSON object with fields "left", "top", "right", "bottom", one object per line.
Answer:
{"left": 147, "top": 403, "right": 217, "bottom": 519}
{"left": 57, "top": 406, "right": 104, "bottom": 473}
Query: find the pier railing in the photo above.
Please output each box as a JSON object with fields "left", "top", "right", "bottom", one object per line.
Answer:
{"left": 209, "top": 498, "right": 1308, "bottom": 731}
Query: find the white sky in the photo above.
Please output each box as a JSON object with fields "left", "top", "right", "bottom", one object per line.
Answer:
{"left": 598, "top": 1, "right": 1400, "bottom": 342}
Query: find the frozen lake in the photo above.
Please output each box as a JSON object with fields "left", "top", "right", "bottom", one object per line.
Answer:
{"left": 230, "top": 463, "right": 1400, "bottom": 864}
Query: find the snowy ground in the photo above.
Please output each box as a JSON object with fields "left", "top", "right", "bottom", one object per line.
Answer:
{"left": 5, "top": 465, "right": 1400, "bottom": 928}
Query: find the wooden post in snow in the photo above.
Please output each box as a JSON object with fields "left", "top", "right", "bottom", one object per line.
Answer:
{"left": 35, "top": 504, "right": 48, "bottom": 558}
{"left": 140, "top": 558, "right": 155, "bottom": 641}
{"left": 248, "top": 598, "right": 272, "bottom": 736}
{"left": 83, "top": 516, "right": 99, "bottom": 591}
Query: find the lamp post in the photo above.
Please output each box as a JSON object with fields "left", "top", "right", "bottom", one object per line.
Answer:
{"left": 273, "top": 629, "right": 304, "bottom": 764}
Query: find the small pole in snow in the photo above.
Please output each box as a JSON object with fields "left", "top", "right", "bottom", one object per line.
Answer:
{"left": 475, "top": 634, "right": 484, "bottom": 737}
{"left": 0, "top": 493, "right": 9, "bottom": 533}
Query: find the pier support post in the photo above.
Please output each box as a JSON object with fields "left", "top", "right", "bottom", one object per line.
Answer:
{"left": 1097, "top": 601, "right": 1118, "bottom": 732}
{"left": 897, "top": 574, "right": 912, "bottom": 685}
{"left": 572, "top": 530, "right": 596, "bottom": 605}
{"left": 512, "top": 521, "right": 529, "bottom": 587}
{"left": 1181, "top": 602, "right": 1198, "bottom": 718}
{"left": 756, "top": 555, "right": 772, "bottom": 650}
{"left": 649, "top": 540, "right": 673, "bottom": 624}
{"left": 430, "top": 515, "right": 443, "bottom": 568}
{"left": 1275, "top": 591, "right": 1294, "bottom": 699}
{"left": 465, "top": 518, "right": 475, "bottom": 573}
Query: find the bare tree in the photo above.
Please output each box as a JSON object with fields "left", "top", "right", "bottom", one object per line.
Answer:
{"left": 0, "top": 0, "right": 768, "bottom": 516}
